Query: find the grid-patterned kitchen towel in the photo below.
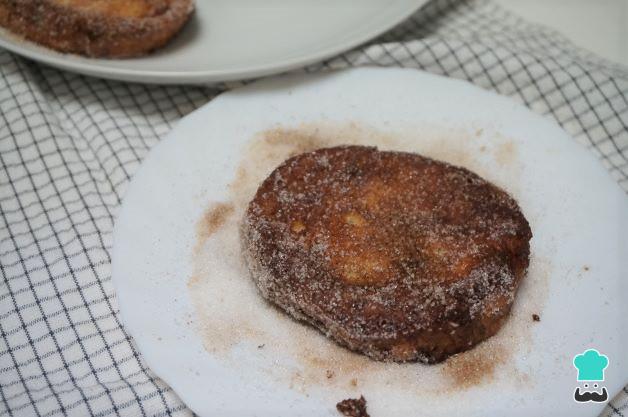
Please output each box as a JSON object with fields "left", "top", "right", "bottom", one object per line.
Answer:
{"left": 1, "top": 0, "right": 627, "bottom": 416}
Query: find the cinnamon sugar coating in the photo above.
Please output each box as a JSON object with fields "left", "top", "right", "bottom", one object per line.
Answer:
{"left": 241, "top": 146, "right": 531, "bottom": 363}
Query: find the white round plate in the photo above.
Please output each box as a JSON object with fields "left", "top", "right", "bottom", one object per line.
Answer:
{"left": 112, "top": 68, "right": 628, "bottom": 416}
{"left": 0, "top": 1, "right": 425, "bottom": 84}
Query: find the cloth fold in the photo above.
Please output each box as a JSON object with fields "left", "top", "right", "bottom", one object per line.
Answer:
{"left": 0, "top": 0, "right": 626, "bottom": 415}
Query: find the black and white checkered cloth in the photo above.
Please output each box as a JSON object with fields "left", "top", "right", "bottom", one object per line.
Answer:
{"left": 1, "top": 0, "right": 626, "bottom": 416}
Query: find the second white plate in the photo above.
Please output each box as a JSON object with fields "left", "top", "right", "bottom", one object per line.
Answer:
{"left": 0, "top": 0, "right": 425, "bottom": 84}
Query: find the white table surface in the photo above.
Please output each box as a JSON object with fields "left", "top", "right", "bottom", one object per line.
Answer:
{"left": 495, "top": 0, "right": 628, "bottom": 67}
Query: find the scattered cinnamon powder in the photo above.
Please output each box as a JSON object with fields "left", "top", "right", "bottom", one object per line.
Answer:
{"left": 494, "top": 141, "right": 517, "bottom": 166}
{"left": 194, "top": 202, "right": 234, "bottom": 254}
{"left": 187, "top": 274, "right": 201, "bottom": 288}
{"left": 443, "top": 342, "right": 506, "bottom": 389}
{"left": 186, "top": 122, "right": 550, "bottom": 401}
{"left": 198, "top": 202, "right": 234, "bottom": 237}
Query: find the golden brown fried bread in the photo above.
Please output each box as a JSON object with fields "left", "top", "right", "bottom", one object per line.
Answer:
{"left": 0, "top": 0, "right": 193, "bottom": 57}
{"left": 242, "top": 146, "right": 532, "bottom": 363}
